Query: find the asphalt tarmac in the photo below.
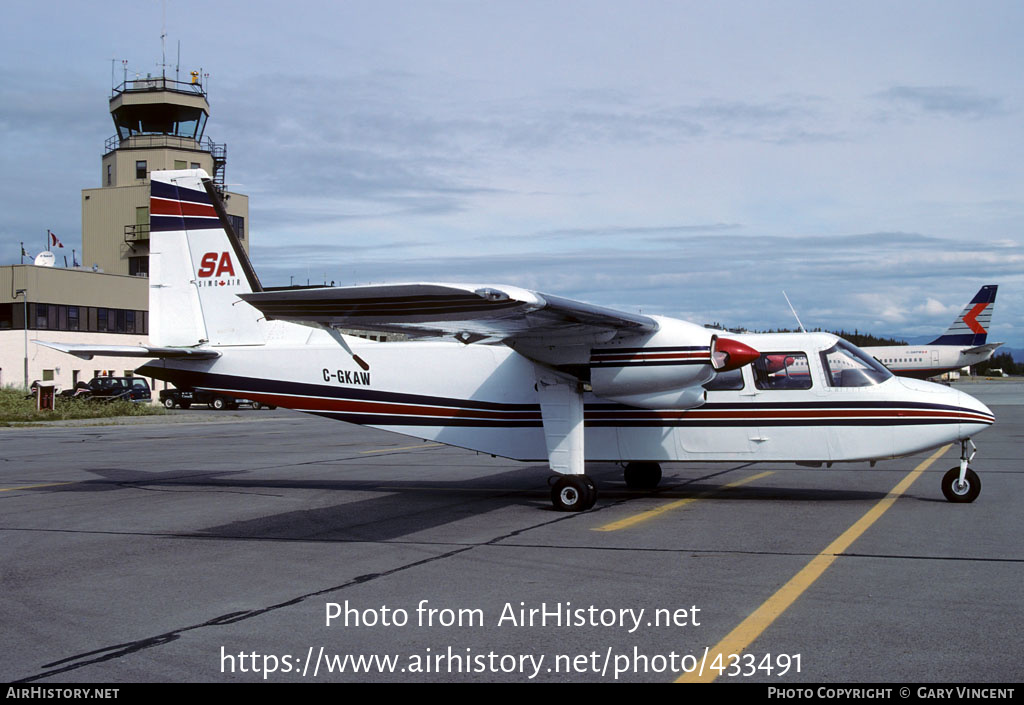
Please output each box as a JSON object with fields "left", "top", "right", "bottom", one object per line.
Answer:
{"left": 2, "top": 380, "right": 1021, "bottom": 683}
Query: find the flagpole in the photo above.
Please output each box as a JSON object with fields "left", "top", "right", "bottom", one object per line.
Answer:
{"left": 20, "top": 241, "right": 25, "bottom": 264}
{"left": 46, "top": 230, "right": 50, "bottom": 252}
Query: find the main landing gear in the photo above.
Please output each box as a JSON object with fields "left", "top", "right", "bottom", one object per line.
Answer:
{"left": 550, "top": 475, "right": 597, "bottom": 512}
{"left": 548, "top": 461, "right": 665, "bottom": 511}
{"left": 942, "top": 440, "right": 981, "bottom": 504}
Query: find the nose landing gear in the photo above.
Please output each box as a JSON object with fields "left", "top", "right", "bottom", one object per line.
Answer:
{"left": 942, "top": 439, "right": 981, "bottom": 503}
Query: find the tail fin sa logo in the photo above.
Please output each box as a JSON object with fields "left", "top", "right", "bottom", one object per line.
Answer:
{"left": 197, "top": 252, "right": 241, "bottom": 287}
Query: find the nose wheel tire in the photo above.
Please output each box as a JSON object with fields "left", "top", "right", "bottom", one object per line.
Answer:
{"left": 624, "top": 461, "right": 662, "bottom": 490}
{"left": 551, "top": 475, "right": 598, "bottom": 511}
{"left": 942, "top": 467, "right": 980, "bottom": 503}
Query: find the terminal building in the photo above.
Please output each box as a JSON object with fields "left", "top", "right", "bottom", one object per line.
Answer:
{"left": 1, "top": 71, "right": 248, "bottom": 393}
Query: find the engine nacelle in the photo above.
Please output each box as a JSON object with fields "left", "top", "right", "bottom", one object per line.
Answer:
{"left": 590, "top": 317, "right": 758, "bottom": 409}
{"left": 600, "top": 387, "right": 708, "bottom": 410}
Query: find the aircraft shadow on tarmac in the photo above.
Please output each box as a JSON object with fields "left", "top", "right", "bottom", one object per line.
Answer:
{"left": 191, "top": 483, "right": 895, "bottom": 544}
{"left": 27, "top": 464, "right": 907, "bottom": 544}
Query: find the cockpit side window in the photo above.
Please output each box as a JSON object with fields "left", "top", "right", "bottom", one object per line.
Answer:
{"left": 752, "top": 352, "right": 812, "bottom": 390}
{"left": 820, "top": 340, "right": 892, "bottom": 387}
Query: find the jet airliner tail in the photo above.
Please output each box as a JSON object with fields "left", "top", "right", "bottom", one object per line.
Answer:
{"left": 928, "top": 285, "right": 998, "bottom": 347}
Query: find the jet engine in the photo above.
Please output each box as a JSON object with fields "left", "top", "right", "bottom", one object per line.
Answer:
{"left": 590, "top": 318, "right": 758, "bottom": 409}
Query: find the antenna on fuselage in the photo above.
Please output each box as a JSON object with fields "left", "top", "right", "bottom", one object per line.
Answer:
{"left": 783, "top": 291, "right": 806, "bottom": 333}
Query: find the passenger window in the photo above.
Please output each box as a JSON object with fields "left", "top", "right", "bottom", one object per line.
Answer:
{"left": 704, "top": 368, "right": 744, "bottom": 391}
{"left": 752, "top": 352, "right": 812, "bottom": 390}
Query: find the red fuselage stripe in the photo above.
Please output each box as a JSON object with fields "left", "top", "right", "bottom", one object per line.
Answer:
{"left": 150, "top": 197, "right": 218, "bottom": 218}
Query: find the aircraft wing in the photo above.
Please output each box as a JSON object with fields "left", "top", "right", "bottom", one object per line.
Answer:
{"left": 239, "top": 283, "right": 658, "bottom": 343}
{"left": 33, "top": 341, "right": 221, "bottom": 361}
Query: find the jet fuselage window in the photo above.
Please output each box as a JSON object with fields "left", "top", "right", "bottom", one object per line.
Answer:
{"left": 753, "top": 352, "right": 812, "bottom": 390}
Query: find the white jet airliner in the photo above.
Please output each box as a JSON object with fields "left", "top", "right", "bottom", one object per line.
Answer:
{"left": 861, "top": 285, "right": 1001, "bottom": 379}
{"left": 37, "top": 171, "right": 995, "bottom": 511}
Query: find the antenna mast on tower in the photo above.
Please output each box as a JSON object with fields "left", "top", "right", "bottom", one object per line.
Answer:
{"left": 160, "top": 0, "right": 167, "bottom": 78}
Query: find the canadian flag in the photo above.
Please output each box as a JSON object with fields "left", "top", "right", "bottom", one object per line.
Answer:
{"left": 49, "top": 230, "right": 64, "bottom": 248}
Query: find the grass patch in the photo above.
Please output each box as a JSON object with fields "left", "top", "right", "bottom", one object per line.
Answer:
{"left": 0, "top": 387, "right": 166, "bottom": 425}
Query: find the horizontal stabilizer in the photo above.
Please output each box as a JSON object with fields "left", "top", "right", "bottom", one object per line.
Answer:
{"left": 33, "top": 341, "right": 221, "bottom": 361}
{"left": 962, "top": 342, "right": 1003, "bottom": 356}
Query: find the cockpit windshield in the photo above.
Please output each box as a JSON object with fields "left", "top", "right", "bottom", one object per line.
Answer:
{"left": 820, "top": 339, "right": 892, "bottom": 387}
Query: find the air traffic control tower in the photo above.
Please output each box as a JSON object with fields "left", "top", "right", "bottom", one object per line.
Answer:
{"left": 82, "top": 72, "right": 249, "bottom": 277}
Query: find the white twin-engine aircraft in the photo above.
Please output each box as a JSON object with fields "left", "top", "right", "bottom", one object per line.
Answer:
{"left": 38, "top": 170, "right": 995, "bottom": 511}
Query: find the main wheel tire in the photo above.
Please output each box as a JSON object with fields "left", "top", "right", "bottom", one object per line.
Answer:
{"left": 212, "top": 397, "right": 227, "bottom": 410}
{"left": 624, "top": 461, "right": 662, "bottom": 489}
{"left": 551, "top": 476, "right": 595, "bottom": 512}
{"left": 942, "top": 467, "right": 980, "bottom": 503}
{"left": 163, "top": 398, "right": 176, "bottom": 409}
{"left": 250, "top": 401, "right": 263, "bottom": 410}
{"left": 580, "top": 476, "right": 598, "bottom": 510}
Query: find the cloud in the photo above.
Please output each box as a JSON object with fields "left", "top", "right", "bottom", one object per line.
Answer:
{"left": 874, "top": 85, "right": 1006, "bottom": 120}
{"left": 519, "top": 223, "right": 744, "bottom": 240}
{"left": 917, "top": 297, "right": 958, "bottom": 318}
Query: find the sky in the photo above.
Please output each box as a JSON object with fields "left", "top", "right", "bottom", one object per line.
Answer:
{"left": 2, "top": 1, "right": 1023, "bottom": 347}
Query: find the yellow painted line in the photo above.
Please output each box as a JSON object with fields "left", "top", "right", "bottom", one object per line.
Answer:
{"left": 676, "top": 444, "right": 950, "bottom": 683}
{"left": 593, "top": 471, "right": 776, "bottom": 532}
{"left": 0, "top": 482, "right": 76, "bottom": 492}
{"left": 359, "top": 443, "right": 444, "bottom": 454}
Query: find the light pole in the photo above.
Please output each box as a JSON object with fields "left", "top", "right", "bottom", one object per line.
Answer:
{"left": 15, "top": 289, "right": 28, "bottom": 389}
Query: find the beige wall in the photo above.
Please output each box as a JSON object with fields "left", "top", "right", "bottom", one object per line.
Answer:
{"left": 101, "top": 148, "right": 215, "bottom": 188}
{"left": 1, "top": 265, "right": 147, "bottom": 307}
{"left": 81, "top": 184, "right": 149, "bottom": 275}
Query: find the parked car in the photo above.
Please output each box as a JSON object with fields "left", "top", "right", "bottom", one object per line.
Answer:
{"left": 159, "top": 388, "right": 275, "bottom": 410}
{"left": 59, "top": 376, "right": 152, "bottom": 403}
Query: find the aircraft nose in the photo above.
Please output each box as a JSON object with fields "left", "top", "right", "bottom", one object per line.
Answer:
{"left": 896, "top": 376, "right": 994, "bottom": 443}
{"left": 956, "top": 388, "right": 995, "bottom": 439}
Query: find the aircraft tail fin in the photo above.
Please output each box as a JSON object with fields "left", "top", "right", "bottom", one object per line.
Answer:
{"left": 149, "top": 170, "right": 266, "bottom": 347}
{"left": 928, "top": 285, "right": 998, "bottom": 346}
